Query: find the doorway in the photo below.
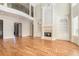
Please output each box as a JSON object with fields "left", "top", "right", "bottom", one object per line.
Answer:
{"left": 30, "top": 22, "right": 33, "bottom": 37}
{"left": 14, "top": 23, "right": 22, "bottom": 37}
{"left": 0, "top": 20, "right": 3, "bottom": 39}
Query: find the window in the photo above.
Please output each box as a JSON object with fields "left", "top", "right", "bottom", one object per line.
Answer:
{"left": 72, "top": 16, "right": 79, "bottom": 36}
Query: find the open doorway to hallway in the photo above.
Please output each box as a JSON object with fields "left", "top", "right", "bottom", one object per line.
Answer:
{"left": 0, "top": 20, "right": 3, "bottom": 39}
{"left": 14, "top": 23, "right": 22, "bottom": 37}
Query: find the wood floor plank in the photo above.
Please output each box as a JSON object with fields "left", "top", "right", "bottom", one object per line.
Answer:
{"left": 0, "top": 37, "right": 79, "bottom": 56}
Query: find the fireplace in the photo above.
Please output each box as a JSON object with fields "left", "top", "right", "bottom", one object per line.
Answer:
{"left": 44, "top": 32, "right": 52, "bottom": 37}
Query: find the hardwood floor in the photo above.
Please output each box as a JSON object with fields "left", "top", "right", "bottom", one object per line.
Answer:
{"left": 0, "top": 37, "right": 79, "bottom": 56}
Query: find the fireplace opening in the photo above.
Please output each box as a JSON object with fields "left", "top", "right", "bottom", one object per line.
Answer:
{"left": 44, "top": 32, "right": 52, "bottom": 37}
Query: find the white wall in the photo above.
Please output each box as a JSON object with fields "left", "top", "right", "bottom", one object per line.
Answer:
{"left": 72, "top": 4, "right": 79, "bottom": 17}
{"left": 42, "top": 5, "right": 52, "bottom": 40}
{"left": 0, "top": 12, "right": 32, "bottom": 39}
{"left": 71, "top": 4, "right": 79, "bottom": 45}
{"left": 34, "top": 4, "right": 42, "bottom": 37}
{"left": 22, "top": 19, "right": 32, "bottom": 37}
{"left": 52, "top": 3, "right": 70, "bottom": 40}
{"left": 42, "top": 6, "right": 52, "bottom": 27}
{"left": 33, "top": 3, "right": 71, "bottom": 40}
{"left": 34, "top": 4, "right": 53, "bottom": 38}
